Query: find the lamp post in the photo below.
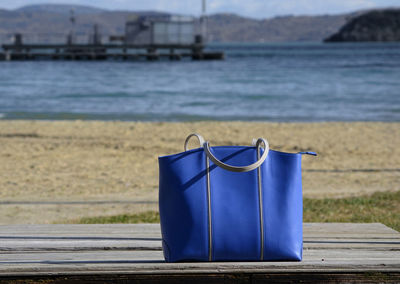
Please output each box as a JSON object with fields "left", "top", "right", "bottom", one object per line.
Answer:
{"left": 68, "top": 9, "right": 76, "bottom": 45}
{"left": 200, "top": 0, "right": 207, "bottom": 43}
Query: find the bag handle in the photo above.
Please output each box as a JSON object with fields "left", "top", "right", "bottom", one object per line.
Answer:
{"left": 184, "top": 133, "right": 206, "bottom": 151}
{"left": 184, "top": 133, "right": 269, "bottom": 173}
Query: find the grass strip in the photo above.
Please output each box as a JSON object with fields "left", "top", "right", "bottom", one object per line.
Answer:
{"left": 77, "top": 211, "right": 160, "bottom": 224}
{"left": 303, "top": 190, "right": 399, "bottom": 231}
{"left": 75, "top": 190, "right": 399, "bottom": 232}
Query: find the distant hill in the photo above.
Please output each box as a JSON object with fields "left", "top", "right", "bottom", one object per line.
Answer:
{"left": 0, "top": 3, "right": 390, "bottom": 43}
{"left": 325, "top": 9, "right": 400, "bottom": 42}
{"left": 206, "top": 13, "right": 352, "bottom": 42}
{"left": 0, "top": 5, "right": 174, "bottom": 40}
{"left": 15, "top": 4, "right": 106, "bottom": 15}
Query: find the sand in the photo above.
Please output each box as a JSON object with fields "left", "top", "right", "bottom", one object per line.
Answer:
{"left": 0, "top": 120, "right": 399, "bottom": 224}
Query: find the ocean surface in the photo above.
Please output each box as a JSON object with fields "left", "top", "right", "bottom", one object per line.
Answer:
{"left": 0, "top": 42, "right": 399, "bottom": 122}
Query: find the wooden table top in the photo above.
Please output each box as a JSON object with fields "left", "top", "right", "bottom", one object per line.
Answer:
{"left": 0, "top": 223, "right": 399, "bottom": 283}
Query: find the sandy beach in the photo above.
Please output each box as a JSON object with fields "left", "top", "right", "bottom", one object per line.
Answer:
{"left": 0, "top": 120, "right": 399, "bottom": 224}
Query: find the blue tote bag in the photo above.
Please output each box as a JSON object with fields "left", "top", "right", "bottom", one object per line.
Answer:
{"left": 159, "top": 133, "right": 316, "bottom": 262}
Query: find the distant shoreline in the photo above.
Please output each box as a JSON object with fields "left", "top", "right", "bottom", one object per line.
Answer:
{"left": 1, "top": 117, "right": 400, "bottom": 123}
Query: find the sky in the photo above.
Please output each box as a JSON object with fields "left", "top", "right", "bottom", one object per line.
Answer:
{"left": 1, "top": 0, "right": 399, "bottom": 19}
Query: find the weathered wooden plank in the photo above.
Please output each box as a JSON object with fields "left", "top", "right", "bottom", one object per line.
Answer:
{"left": 0, "top": 241, "right": 161, "bottom": 251}
{"left": 1, "top": 273, "right": 400, "bottom": 284}
{"left": 0, "top": 223, "right": 398, "bottom": 283}
{"left": 303, "top": 223, "right": 399, "bottom": 235}
{"left": 1, "top": 238, "right": 399, "bottom": 252}
{"left": 0, "top": 223, "right": 398, "bottom": 253}
{"left": 1, "top": 249, "right": 399, "bottom": 264}
{"left": 1, "top": 250, "right": 399, "bottom": 275}
{"left": 0, "top": 223, "right": 161, "bottom": 234}
{"left": 0, "top": 223, "right": 396, "bottom": 236}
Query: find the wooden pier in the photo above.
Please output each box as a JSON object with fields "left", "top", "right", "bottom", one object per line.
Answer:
{"left": 0, "top": 43, "right": 224, "bottom": 61}
{"left": 0, "top": 223, "right": 399, "bottom": 283}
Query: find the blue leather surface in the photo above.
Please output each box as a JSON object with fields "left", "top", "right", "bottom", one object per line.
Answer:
{"left": 262, "top": 151, "right": 303, "bottom": 261}
{"left": 209, "top": 147, "right": 261, "bottom": 261}
{"left": 159, "top": 146, "right": 303, "bottom": 262}
{"left": 159, "top": 148, "right": 209, "bottom": 262}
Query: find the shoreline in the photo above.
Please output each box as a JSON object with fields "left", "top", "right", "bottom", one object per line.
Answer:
{"left": 0, "top": 120, "right": 399, "bottom": 224}
{"left": 2, "top": 118, "right": 400, "bottom": 123}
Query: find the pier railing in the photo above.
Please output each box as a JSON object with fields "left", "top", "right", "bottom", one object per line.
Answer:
{"left": 0, "top": 33, "right": 111, "bottom": 45}
{"left": 0, "top": 40, "right": 223, "bottom": 62}
{"left": 0, "top": 32, "right": 223, "bottom": 61}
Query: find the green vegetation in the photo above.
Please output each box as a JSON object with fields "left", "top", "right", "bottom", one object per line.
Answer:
{"left": 77, "top": 211, "right": 160, "bottom": 224}
{"left": 74, "top": 191, "right": 400, "bottom": 232}
{"left": 304, "top": 190, "right": 400, "bottom": 231}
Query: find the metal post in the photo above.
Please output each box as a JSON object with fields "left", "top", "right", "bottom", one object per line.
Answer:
{"left": 5, "top": 51, "right": 11, "bottom": 61}
{"left": 200, "top": 0, "right": 207, "bottom": 43}
{"left": 68, "top": 9, "right": 76, "bottom": 45}
{"left": 93, "top": 24, "right": 101, "bottom": 45}
{"left": 150, "top": 22, "right": 154, "bottom": 45}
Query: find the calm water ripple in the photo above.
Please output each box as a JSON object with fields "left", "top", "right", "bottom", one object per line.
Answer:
{"left": 0, "top": 42, "right": 399, "bottom": 122}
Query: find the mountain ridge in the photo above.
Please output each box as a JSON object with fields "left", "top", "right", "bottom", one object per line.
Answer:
{"left": 15, "top": 4, "right": 106, "bottom": 14}
{"left": 0, "top": 4, "right": 396, "bottom": 43}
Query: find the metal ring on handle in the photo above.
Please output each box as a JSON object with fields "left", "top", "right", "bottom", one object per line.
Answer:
{"left": 203, "top": 138, "right": 269, "bottom": 173}
{"left": 184, "top": 133, "right": 206, "bottom": 151}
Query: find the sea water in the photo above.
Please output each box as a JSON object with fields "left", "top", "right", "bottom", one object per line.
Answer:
{"left": 0, "top": 42, "right": 399, "bottom": 122}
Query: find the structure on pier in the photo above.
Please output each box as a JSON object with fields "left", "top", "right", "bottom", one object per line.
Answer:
{"left": 0, "top": 0, "right": 223, "bottom": 61}
{"left": 124, "top": 14, "right": 196, "bottom": 45}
